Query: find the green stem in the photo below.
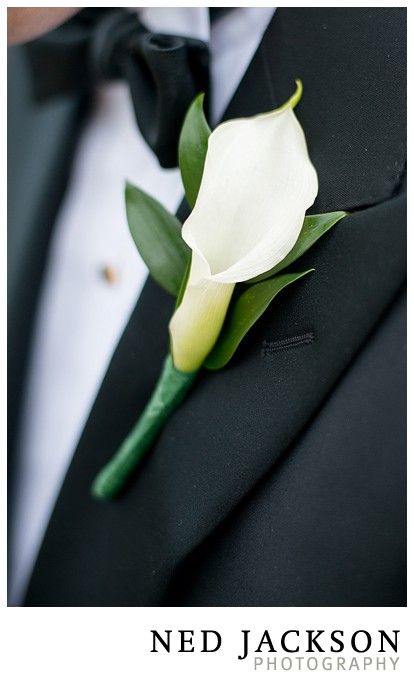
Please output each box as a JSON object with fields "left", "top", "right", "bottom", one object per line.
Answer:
{"left": 91, "top": 355, "right": 197, "bottom": 500}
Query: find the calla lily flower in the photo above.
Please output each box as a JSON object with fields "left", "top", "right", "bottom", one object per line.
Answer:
{"left": 92, "top": 82, "right": 348, "bottom": 500}
{"left": 169, "top": 83, "right": 318, "bottom": 372}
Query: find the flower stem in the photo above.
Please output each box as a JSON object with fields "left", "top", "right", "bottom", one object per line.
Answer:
{"left": 91, "top": 354, "right": 197, "bottom": 500}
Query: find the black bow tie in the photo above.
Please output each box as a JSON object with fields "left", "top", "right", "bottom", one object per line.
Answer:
{"left": 24, "top": 8, "right": 219, "bottom": 168}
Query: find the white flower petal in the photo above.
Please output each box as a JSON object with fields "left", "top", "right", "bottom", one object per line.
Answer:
{"left": 181, "top": 105, "right": 318, "bottom": 283}
{"left": 169, "top": 253, "right": 234, "bottom": 372}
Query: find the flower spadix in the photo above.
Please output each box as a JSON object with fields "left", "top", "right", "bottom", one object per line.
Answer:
{"left": 170, "top": 81, "right": 318, "bottom": 373}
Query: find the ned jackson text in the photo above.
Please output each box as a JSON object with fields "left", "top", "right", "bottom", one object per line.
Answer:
{"left": 149, "top": 628, "right": 399, "bottom": 671}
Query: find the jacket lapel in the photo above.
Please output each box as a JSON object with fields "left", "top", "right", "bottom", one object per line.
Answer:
{"left": 224, "top": 7, "right": 406, "bottom": 213}
{"left": 24, "top": 8, "right": 406, "bottom": 605}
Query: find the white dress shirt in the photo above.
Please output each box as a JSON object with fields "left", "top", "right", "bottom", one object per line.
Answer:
{"left": 9, "top": 7, "right": 275, "bottom": 606}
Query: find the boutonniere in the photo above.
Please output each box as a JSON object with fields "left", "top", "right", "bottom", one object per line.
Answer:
{"left": 92, "top": 80, "right": 347, "bottom": 499}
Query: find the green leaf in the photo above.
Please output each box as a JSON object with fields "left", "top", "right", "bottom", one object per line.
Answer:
{"left": 178, "top": 93, "right": 211, "bottom": 208}
{"left": 125, "top": 181, "right": 190, "bottom": 297}
{"left": 249, "top": 211, "right": 348, "bottom": 283}
{"left": 175, "top": 254, "right": 192, "bottom": 309}
{"left": 205, "top": 270, "right": 314, "bottom": 370}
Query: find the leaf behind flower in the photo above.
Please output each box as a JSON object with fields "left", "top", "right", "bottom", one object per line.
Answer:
{"left": 250, "top": 211, "right": 348, "bottom": 282}
{"left": 205, "top": 270, "right": 314, "bottom": 370}
{"left": 125, "top": 182, "right": 190, "bottom": 297}
{"left": 178, "top": 93, "right": 211, "bottom": 208}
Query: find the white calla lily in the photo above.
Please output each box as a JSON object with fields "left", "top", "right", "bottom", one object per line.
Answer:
{"left": 169, "top": 253, "right": 235, "bottom": 372}
{"left": 170, "top": 84, "right": 318, "bottom": 372}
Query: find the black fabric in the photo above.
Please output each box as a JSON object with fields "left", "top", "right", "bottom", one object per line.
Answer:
{"left": 25, "top": 8, "right": 210, "bottom": 168}
{"left": 165, "top": 291, "right": 406, "bottom": 607}
{"left": 7, "top": 8, "right": 406, "bottom": 606}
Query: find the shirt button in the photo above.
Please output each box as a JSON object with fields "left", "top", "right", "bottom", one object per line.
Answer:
{"left": 100, "top": 264, "right": 119, "bottom": 284}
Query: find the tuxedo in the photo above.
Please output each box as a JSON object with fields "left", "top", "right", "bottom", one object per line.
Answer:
{"left": 8, "top": 8, "right": 406, "bottom": 606}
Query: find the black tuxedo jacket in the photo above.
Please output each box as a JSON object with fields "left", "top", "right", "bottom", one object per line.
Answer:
{"left": 8, "top": 8, "right": 406, "bottom": 606}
